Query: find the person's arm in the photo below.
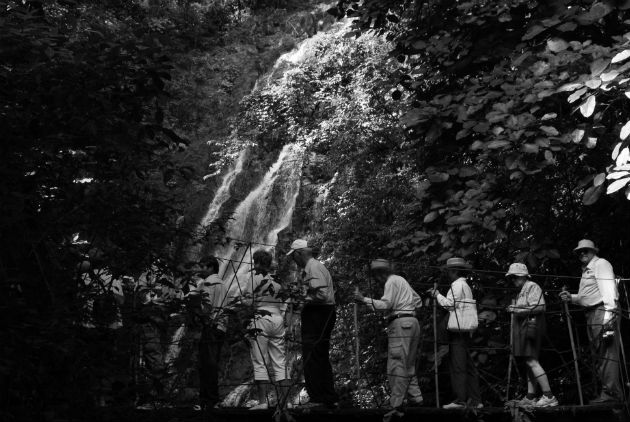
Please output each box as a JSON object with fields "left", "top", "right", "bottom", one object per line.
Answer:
{"left": 514, "top": 283, "right": 545, "bottom": 315}
{"left": 595, "top": 259, "right": 617, "bottom": 323}
{"left": 436, "top": 281, "right": 460, "bottom": 311}
{"left": 364, "top": 279, "right": 395, "bottom": 311}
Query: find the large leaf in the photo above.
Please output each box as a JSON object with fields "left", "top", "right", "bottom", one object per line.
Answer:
{"left": 583, "top": 184, "right": 604, "bottom": 205}
{"left": 486, "top": 140, "right": 511, "bottom": 149}
{"left": 547, "top": 38, "right": 569, "bottom": 53}
{"left": 621, "top": 122, "right": 630, "bottom": 140}
{"left": 612, "top": 50, "right": 630, "bottom": 64}
{"left": 579, "top": 95, "right": 596, "bottom": 117}
{"left": 571, "top": 128, "right": 585, "bottom": 143}
{"left": 607, "top": 177, "right": 630, "bottom": 194}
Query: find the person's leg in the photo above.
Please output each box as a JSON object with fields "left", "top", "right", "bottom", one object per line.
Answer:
{"left": 526, "top": 358, "right": 551, "bottom": 394}
{"left": 207, "top": 328, "right": 225, "bottom": 404}
{"left": 318, "top": 306, "right": 338, "bottom": 404}
{"left": 464, "top": 335, "right": 481, "bottom": 405}
{"left": 449, "top": 333, "right": 468, "bottom": 403}
{"left": 300, "top": 305, "right": 321, "bottom": 403}
{"left": 250, "top": 319, "right": 271, "bottom": 401}
{"left": 405, "top": 320, "right": 423, "bottom": 403}
{"left": 525, "top": 367, "right": 537, "bottom": 397}
{"left": 268, "top": 315, "right": 288, "bottom": 385}
{"left": 387, "top": 320, "right": 406, "bottom": 408}
{"left": 589, "top": 309, "right": 621, "bottom": 399}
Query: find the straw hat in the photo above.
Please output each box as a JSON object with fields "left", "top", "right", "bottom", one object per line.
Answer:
{"left": 573, "top": 239, "right": 599, "bottom": 253}
{"left": 442, "top": 257, "right": 472, "bottom": 270}
{"left": 286, "top": 239, "right": 310, "bottom": 256}
{"left": 505, "top": 262, "right": 530, "bottom": 278}
{"left": 370, "top": 259, "right": 391, "bottom": 271}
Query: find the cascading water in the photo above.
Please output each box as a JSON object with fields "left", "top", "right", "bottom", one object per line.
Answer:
{"left": 214, "top": 143, "right": 304, "bottom": 295}
{"left": 166, "top": 19, "right": 351, "bottom": 406}
{"left": 185, "top": 149, "right": 248, "bottom": 261}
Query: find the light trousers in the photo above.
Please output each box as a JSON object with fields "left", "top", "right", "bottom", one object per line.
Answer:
{"left": 387, "top": 317, "right": 423, "bottom": 408}
{"left": 249, "top": 313, "right": 288, "bottom": 381}
{"left": 586, "top": 307, "right": 621, "bottom": 399}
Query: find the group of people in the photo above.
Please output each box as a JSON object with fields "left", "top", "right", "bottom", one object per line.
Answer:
{"left": 189, "top": 237, "right": 624, "bottom": 412}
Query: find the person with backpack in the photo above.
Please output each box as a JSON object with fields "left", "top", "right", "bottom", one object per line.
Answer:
{"left": 427, "top": 257, "right": 481, "bottom": 409}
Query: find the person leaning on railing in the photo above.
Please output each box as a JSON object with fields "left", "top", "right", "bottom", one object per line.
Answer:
{"left": 559, "top": 239, "right": 621, "bottom": 404}
{"left": 427, "top": 257, "right": 482, "bottom": 410}
{"left": 287, "top": 239, "right": 339, "bottom": 409}
{"left": 505, "top": 263, "right": 558, "bottom": 407}
{"left": 354, "top": 259, "right": 424, "bottom": 413}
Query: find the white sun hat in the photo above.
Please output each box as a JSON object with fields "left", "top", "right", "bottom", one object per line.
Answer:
{"left": 506, "top": 262, "right": 530, "bottom": 278}
{"left": 286, "top": 239, "right": 309, "bottom": 256}
{"left": 573, "top": 239, "right": 599, "bottom": 253}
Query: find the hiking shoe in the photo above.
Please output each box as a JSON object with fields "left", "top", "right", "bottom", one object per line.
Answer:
{"left": 535, "top": 395, "right": 558, "bottom": 408}
{"left": 517, "top": 397, "right": 537, "bottom": 407}
{"left": 244, "top": 399, "right": 259, "bottom": 408}
{"left": 443, "top": 401, "right": 466, "bottom": 409}
{"left": 589, "top": 394, "right": 618, "bottom": 404}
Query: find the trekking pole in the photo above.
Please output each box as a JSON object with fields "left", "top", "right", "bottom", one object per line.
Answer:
{"left": 562, "top": 286, "right": 584, "bottom": 405}
{"left": 506, "top": 299, "right": 515, "bottom": 401}
{"left": 353, "top": 287, "right": 361, "bottom": 381}
{"left": 432, "top": 282, "right": 440, "bottom": 408}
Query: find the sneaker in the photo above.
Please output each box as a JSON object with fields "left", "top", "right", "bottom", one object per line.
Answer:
{"left": 244, "top": 399, "right": 259, "bottom": 408}
{"left": 517, "top": 396, "right": 537, "bottom": 407}
{"left": 589, "top": 393, "right": 618, "bottom": 404}
{"left": 249, "top": 402, "right": 269, "bottom": 410}
{"left": 534, "top": 395, "right": 559, "bottom": 408}
{"left": 443, "top": 402, "right": 466, "bottom": 409}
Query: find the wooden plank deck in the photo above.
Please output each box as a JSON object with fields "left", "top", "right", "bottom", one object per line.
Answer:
{"left": 85, "top": 404, "right": 628, "bottom": 422}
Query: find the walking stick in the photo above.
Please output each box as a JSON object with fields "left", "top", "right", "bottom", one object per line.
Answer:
{"left": 562, "top": 287, "right": 584, "bottom": 405}
{"left": 506, "top": 299, "right": 515, "bottom": 401}
{"left": 353, "top": 287, "right": 361, "bottom": 381}
{"left": 432, "top": 282, "right": 440, "bottom": 408}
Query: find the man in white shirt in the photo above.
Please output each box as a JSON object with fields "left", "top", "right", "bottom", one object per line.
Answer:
{"left": 354, "top": 259, "right": 423, "bottom": 411}
{"left": 559, "top": 239, "right": 621, "bottom": 403}
{"left": 287, "top": 239, "right": 338, "bottom": 408}
{"left": 188, "top": 256, "right": 228, "bottom": 409}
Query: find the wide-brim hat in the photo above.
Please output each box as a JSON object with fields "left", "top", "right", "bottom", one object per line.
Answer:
{"left": 370, "top": 259, "right": 391, "bottom": 271}
{"left": 286, "top": 239, "right": 310, "bottom": 256}
{"left": 506, "top": 262, "right": 530, "bottom": 278}
{"left": 442, "top": 257, "right": 472, "bottom": 270}
{"left": 573, "top": 239, "right": 599, "bottom": 253}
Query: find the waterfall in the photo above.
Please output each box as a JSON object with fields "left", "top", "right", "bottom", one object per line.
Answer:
{"left": 186, "top": 149, "right": 248, "bottom": 261}
{"left": 213, "top": 143, "right": 304, "bottom": 296}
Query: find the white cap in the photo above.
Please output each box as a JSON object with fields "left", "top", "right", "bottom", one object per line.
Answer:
{"left": 370, "top": 259, "right": 391, "bottom": 271}
{"left": 286, "top": 239, "right": 309, "bottom": 256}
